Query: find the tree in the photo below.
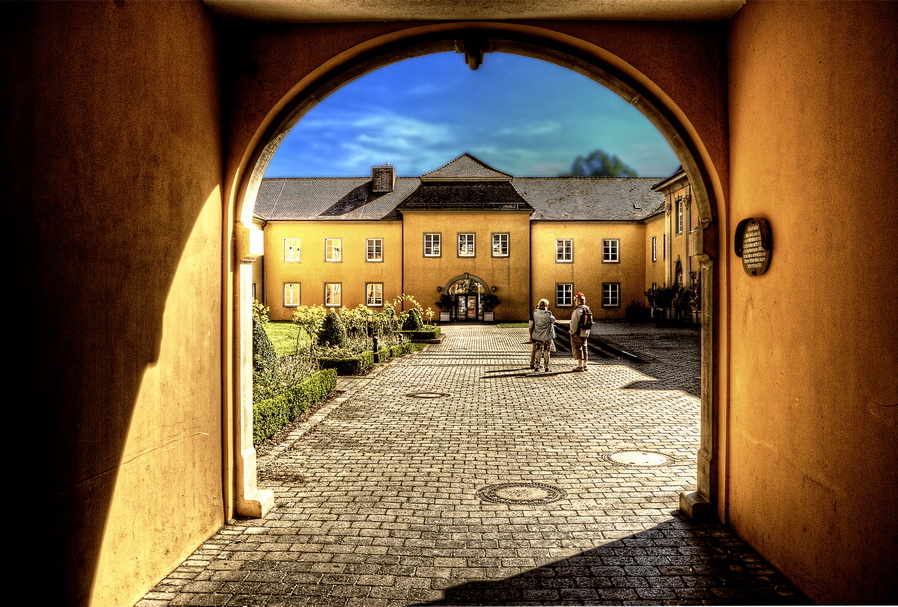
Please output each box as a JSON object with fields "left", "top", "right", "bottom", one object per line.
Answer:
{"left": 319, "top": 310, "right": 347, "bottom": 347}
{"left": 560, "top": 150, "right": 639, "bottom": 177}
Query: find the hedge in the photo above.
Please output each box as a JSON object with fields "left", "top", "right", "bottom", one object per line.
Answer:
{"left": 253, "top": 368, "right": 337, "bottom": 446}
{"left": 399, "top": 327, "right": 442, "bottom": 341}
{"left": 318, "top": 343, "right": 427, "bottom": 375}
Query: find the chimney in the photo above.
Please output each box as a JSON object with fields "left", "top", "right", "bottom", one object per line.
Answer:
{"left": 372, "top": 163, "right": 395, "bottom": 193}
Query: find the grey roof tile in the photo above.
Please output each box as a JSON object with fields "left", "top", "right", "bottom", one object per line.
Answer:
{"left": 513, "top": 177, "right": 663, "bottom": 221}
{"left": 420, "top": 153, "right": 513, "bottom": 180}
{"left": 397, "top": 181, "right": 532, "bottom": 211}
{"left": 255, "top": 177, "right": 417, "bottom": 221}
{"left": 254, "top": 157, "right": 665, "bottom": 222}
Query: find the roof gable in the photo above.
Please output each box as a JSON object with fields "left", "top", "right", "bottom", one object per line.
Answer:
{"left": 419, "top": 153, "right": 512, "bottom": 181}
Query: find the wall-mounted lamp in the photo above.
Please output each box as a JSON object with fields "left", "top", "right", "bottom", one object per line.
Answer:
{"left": 436, "top": 286, "right": 442, "bottom": 292}
{"left": 491, "top": 286, "right": 498, "bottom": 292}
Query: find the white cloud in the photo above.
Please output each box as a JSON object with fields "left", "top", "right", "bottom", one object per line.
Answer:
{"left": 496, "top": 120, "right": 561, "bottom": 138}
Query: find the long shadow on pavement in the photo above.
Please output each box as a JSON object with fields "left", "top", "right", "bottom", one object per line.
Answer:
{"left": 415, "top": 515, "right": 810, "bottom": 606}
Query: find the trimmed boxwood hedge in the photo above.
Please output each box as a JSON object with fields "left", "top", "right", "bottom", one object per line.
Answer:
{"left": 318, "top": 351, "right": 375, "bottom": 376}
{"left": 399, "top": 327, "right": 442, "bottom": 341}
{"left": 319, "top": 343, "right": 427, "bottom": 376}
{"left": 253, "top": 368, "right": 337, "bottom": 446}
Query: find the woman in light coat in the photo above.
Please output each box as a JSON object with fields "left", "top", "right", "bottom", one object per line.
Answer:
{"left": 530, "top": 298, "right": 556, "bottom": 372}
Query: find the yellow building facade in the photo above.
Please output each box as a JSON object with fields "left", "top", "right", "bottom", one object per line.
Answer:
{"left": 255, "top": 155, "right": 671, "bottom": 322}
{"left": 263, "top": 220, "right": 404, "bottom": 318}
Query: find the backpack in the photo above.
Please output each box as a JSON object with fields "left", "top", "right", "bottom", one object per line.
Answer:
{"left": 578, "top": 306, "right": 593, "bottom": 332}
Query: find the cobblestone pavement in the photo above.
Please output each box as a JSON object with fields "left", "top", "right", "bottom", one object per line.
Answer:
{"left": 139, "top": 323, "right": 807, "bottom": 607}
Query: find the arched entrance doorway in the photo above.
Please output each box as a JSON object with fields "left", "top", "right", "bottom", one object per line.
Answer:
{"left": 443, "top": 274, "right": 495, "bottom": 322}
{"left": 232, "top": 23, "right": 723, "bottom": 521}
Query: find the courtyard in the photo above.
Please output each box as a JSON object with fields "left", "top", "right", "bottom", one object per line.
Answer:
{"left": 140, "top": 323, "right": 805, "bottom": 606}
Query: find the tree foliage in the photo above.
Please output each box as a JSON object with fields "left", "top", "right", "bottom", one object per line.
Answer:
{"left": 561, "top": 150, "right": 639, "bottom": 177}
{"left": 319, "top": 310, "right": 347, "bottom": 347}
{"left": 252, "top": 315, "right": 278, "bottom": 372}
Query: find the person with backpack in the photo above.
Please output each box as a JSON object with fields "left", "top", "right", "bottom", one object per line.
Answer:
{"left": 569, "top": 292, "right": 593, "bottom": 371}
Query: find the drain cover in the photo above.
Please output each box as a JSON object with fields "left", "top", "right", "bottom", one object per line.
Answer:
{"left": 406, "top": 392, "right": 450, "bottom": 398}
{"left": 604, "top": 450, "right": 672, "bottom": 467}
{"left": 476, "top": 482, "right": 566, "bottom": 504}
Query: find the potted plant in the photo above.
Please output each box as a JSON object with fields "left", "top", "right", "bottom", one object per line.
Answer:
{"left": 654, "top": 285, "right": 678, "bottom": 319}
{"left": 687, "top": 282, "right": 701, "bottom": 324}
{"left": 481, "top": 293, "right": 500, "bottom": 322}
{"left": 435, "top": 293, "right": 454, "bottom": 322}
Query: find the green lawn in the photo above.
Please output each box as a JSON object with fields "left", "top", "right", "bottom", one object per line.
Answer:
{"left": 265, "top": 321, "right": 302, "bottom": 355}
{"left": 498, "top": 322, "right": 529, "bottom": 328}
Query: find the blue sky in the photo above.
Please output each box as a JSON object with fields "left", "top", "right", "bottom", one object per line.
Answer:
{"left": 264, "top": 52, "right": 680, "bottom": 178}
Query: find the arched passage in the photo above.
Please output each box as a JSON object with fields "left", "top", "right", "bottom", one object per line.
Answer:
{"left": 231, "top": 22, "right": 724, "bottom": 520}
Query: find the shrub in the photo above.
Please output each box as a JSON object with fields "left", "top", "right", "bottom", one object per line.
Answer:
{"left": 400, "top": 327, "right": 442, "bottom": 341}
{"left": 318, "top": 351, "right": 375, "bottom": 375}
{"left": 253, "top": 368, "right": 337, "bottom": 445}
{"left": 319, "top": 310, "right": 346, "bottom": 347}
{"left": 252, "top": 315, "right": 278, "bottom": 372}
{"left": 252, "top": 299, "right": 270, "bottom": 325}
{"left": 291, "top": 305, "right": 327, "bottom": 351}
{"left": 402, "top": 307, "right": 424, "bottom": 331}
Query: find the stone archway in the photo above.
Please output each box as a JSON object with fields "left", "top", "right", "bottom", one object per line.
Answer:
{"left": 232, "top": 22, "right": 723, "bottom": 520}
{"left": 443, "top": 273, "right": 493, "bottom": 322}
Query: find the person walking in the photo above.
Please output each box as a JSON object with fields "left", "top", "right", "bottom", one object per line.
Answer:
{"left": 569, "top": 292, "right": 593, "bottom": 371}
{"left": 530, "top": 298, "right": 556, "bottom": 372}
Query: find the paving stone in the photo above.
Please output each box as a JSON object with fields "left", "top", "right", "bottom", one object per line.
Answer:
{"left": 142, "top": 323, "right": 808, "bottom": 606}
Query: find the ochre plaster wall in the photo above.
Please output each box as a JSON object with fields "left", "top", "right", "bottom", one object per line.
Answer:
{"left": 531, "top": 222, "right": 646, "bottom": 320}
{"left": 402, "top": 211, "right": 532, "bottom": 320}
{"left": 263, "top": 221, "right": 404, "bottom": 319}
{"left": 644, "top": 214, "right": 666, "bottom": 291}
{"left": 4, "top": 3, "right": 225, "bottom": 606}
{"left": 727, "top": 2, "right": 897, "bottom": 602}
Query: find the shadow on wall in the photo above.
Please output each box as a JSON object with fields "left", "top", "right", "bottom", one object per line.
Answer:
{"left": 415, "top": 516, "right": 810, "bottom": 605}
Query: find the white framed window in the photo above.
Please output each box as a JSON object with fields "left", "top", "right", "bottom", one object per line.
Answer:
{"left": 324, "top": 283, "right": 342, "bottom": 307}
{"left": 325, "top": 238, "right": 342, "bottom": 262}
{"left": 458, "top": 233, "right": 475, "bottom": 257}
{"left": 424, "top": 233, "right": 441, "bottom": 257}
{"left": 284, "top": 283, "right": 301, "bottom": 307}
{"left": 652, "top": 236, "right": 657, "bottom": 262}
{"left": 283, "top": 238, "right": 301, "bottom": 262}
{"left": 491, "top": 233, "right": 509, "bottom": 257}
{"left": 556, "top": 283, "right": 573, "bottom": 307}
{"left": 556, "top": 238, "right": 573, "bottom": 263}
{"left": 603, "top": 238, "right": 620, "bottom": 263}
{"left": 251, "top": 282, "right": 257, "bottom": 300}
{"left": 603, "top": 283, "right": 621, "bottom": 308}
{"left": 676, "top": 198, "right": 684, "bottom": 234}
{"left": 366, "top": 238, "right": 383, "bottom": 262}
{"left": 366, "top": 283, "right": 383, "bottom": 307}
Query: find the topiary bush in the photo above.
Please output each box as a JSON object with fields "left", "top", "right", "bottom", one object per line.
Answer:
{"left": 319, "top": 310, "right": 346, "bottom": 347}
{"left": 402, "top": 307, "right": 424, "bottom": 331}
{"left": 252, "top": 315, "right": 278, "bottom": 372}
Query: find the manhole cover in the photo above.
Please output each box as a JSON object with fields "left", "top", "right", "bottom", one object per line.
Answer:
{"left": 603, "top": 450, "right": 672, "bottom": 467}
{"left": 406, "top": 392, "right": 450, "bottom": 398}
{"left": 476, "top": 482, "right": 566, "bottom": 504}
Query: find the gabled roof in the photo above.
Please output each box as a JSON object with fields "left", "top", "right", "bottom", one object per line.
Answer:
{"left": 396, "top": 181, "right": 533, "bottom": 212}
{"left": 651, "top": 165, "right": 688, "bottom": 192}
{"left": 254, "top": 177, "right": 417, "bottom": 221}
{"left": 419, "top": 153, "right": 513, "bottom": 181}
{"left": 254, "top": 155, "right": 667, "bottom": 222}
